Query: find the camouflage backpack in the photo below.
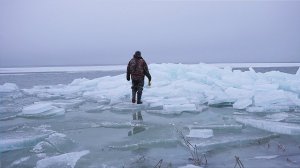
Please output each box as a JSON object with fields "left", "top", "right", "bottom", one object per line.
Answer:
{"left": 129, "top": 58, "right": 145, "bottom": 80}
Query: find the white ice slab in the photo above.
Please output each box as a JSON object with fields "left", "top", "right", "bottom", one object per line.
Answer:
{"left": 235, "top": 117, "right": 300, "bottom": 135}
{"left": 22, "top": 102, "right": 54, "bottom": 114}
{"left": 36, "top": 150, "right": 89, "bottom": 168}
{"left": 163, "top": 104, "right": 196, "bottom": 112}
{"left": 187, "top": 129, "right": 213, "bottom": 138}
{"left": 190, "top": 124, "right": 243, "bottom": 131}
{"left": 19, "top": 102, "right": 65, "bottom": 118}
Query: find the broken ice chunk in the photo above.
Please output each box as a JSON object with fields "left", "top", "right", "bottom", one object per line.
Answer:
{"left": 233, "top": 99, "right": 252, "bottom": 109}
{"left": 0, "top": 83, "right": 19, "bottom": 92}
{"left": 18, "top": 102, "right": 65, "bottom": 118}
{"left": 22, "top": 102, "right": 53, "bottom": 114}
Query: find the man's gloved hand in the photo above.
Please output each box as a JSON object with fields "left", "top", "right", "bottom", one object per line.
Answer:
{"left": 127, "top": 75, "right": 130, "bottom": 81}
{"left": 148, "top": 80, "right": 151, "bottom": 86}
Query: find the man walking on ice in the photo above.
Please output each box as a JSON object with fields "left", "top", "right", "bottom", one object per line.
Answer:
{"left": 127, "top": 51, "right": 151, "bottom": 104}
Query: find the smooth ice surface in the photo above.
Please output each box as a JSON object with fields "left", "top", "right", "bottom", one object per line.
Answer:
{"left": 235, "top": 117, "right": 300, "bottom": 135}
{"left": 36, "top": 150, "right": 90, "bottom": 168}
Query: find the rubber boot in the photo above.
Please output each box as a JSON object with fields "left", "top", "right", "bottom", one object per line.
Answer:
{"left": 137, "top": 91, "right": 143, "bottom": 104}
{"left": 132, "top": 90, "right": 137, "bottom": 103}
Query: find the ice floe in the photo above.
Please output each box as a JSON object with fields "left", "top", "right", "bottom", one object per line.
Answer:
{"left": 32, "top": 132, "right": 75, "bottom": 154}
{"left": 188, "top": 134, "right": 278, "bottom": 152}
{"left": 235, "top": 117, "right": 300, "bottom": 135}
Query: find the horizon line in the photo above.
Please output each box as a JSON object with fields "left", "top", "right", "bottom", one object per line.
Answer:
{"left": 0, "top": 62, "right": 299, "bottom": 74}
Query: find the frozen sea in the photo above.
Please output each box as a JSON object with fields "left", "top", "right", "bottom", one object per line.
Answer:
{"left": 0, "top": 64, "right": 300, "bottom": 168}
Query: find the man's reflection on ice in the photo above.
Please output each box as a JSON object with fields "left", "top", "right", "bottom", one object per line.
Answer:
{"left": 128, "top": 111, "right": 146, "bottom": 136}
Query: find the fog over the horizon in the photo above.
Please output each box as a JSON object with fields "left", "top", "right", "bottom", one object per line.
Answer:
{"left": 0, "top": 0, "right": 300, "bottom": 68}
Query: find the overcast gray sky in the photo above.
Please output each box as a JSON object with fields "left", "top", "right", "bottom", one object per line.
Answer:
{"left": 0, "top": 0, "right": 300, "bottom": 67}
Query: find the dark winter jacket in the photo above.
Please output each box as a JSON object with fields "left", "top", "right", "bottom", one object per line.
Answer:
{"left": 127, "top": 55, "right": 151, "bottom": 81}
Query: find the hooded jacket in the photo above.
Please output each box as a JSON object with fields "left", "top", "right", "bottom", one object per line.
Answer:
{"left": 127, "top": 55, "right": 151, "bottom": 81}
